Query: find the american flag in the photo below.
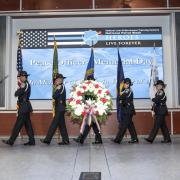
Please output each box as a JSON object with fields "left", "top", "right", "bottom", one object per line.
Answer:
{"left": 17, "top": 42, "right": 23, "bottom": 72}
{"left": 20, "top": 29, "right": 88, "bottom": 49}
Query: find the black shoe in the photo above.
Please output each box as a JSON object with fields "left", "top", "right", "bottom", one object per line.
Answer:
{"left": 161, "top": 139, "right": 171, "bottom": 143}
{"left": 144, "top": 138, "right": 153, "bottom": 143}
{"left": 73, "top": 135, "right": 84, "bottom": 144}
{"left": 73, "top": 137, "right": 80, "bottom": 143}
{"left": 40, "top": 139, "right": 50, "bottom": 145}
{"left": 128, "top": 139, "right": 139, "bottom": 144}
{"left": 24, "top": 141, "right": 35, "bottom": 146}
{"left": 58, "top": 141, "right": 69, "bottom": 145}
{"left": 111, "top": 138, "right": 120, "bottom": 144}
{"left": 2, "top": 140, "right": 13, "bottom": 146}
{"left": 92, "top": 140, "right": 103, "bottom": 144}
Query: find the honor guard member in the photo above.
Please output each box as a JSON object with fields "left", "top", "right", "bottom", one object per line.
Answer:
{"left": 112, "top": 78, "right": 138, "bottom": 144}
{"left": 40, "top": 73, "right": 69, "bottom": 145}
{"left": 73, "top": 98, "right": 103, "bottom": 145}
{"left": 73, "top": 77, "right": 102, "bottom": 145}
{"left": 145, "top": 80, "right": 171, "bottom": 143}
{"left": 2, "top": 71, "right": 35, "bottom": 146}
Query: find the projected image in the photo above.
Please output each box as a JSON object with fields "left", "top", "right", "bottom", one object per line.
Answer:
{"left": 21, "top": 27, "right": 163, "bottom": 99}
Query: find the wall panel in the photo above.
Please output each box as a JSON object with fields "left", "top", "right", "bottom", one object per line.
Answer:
{"left": 0, "top": 112, "right": 174, "bottom": 136}
{"left": 0, "top": 17, "right": 6, "bottom": 107}
{"left": 173, "top": 112, "right": 180, "bottom": 134}
{"left": 0, "top": 0, "right": 20, "bottom": 11}
{"left": 175, "top": 12, "right": 180, "bottom": 105}
{"left": 169, "top": 0, "right": 180, "bottom": 7}
{"left": 22, "top": 0, "right": 92, "bottom": 10}
{"left": 95, "top": 0, "right": 167, "bottom": 9}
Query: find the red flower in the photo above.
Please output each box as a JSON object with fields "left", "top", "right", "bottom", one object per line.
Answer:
{"left": 76, "top": 100, "right": 81, "bottom": 104}
{"left": 95, "top": 84, "right": 99, "bottom": 88}
{"left": 101, "top": 98, "right": 107, "bottom": 103}
{"left": 82, "top": 111, "right": 86, "bottom": 117}
{"left": 98, "top": 89, "right": 102, "bottom": 94}
{"left": 106, "top": 90, "right": 110, "bottom": 95}
{"left": 96, "top": 111, "right": 99, "bottom": 115}
{"left": 68, "top": 98, "right": 73, "bottom": 102}
{"left": 82, "top": 86, "right": 87, "bottom": 90}
{"left": 77, "top": 91, "right": 82, "bottom": 96}
{"left": 85, "top": 81, "right": 91, "bottom": 84}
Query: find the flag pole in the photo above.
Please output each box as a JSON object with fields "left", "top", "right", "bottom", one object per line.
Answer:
{"left": 149, "top": 42, "right": 158, "bottom": 117}
{"left": 52, "top": 35, "right": 61, "bottom": 143}
{"left": 16, "top": 30, "right": 24, "bottom": 139}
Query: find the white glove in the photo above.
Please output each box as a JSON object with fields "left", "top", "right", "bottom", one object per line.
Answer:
{"left": 56, "top": 85, "right": 62, "bottom": 90}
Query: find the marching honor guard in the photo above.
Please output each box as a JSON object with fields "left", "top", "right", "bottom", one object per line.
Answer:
{"left": 73, "top": 99, "right": 102, "bottom": 145}
{"left": 40, "top": 73, "right": 69, "bottom": 145}
{"left": 112, "top": 78, "right": 138, "bottom": 144}
{"left": 2, "top": 71, "right": 35, "bottom": 146}
{"left": 73, "top": 77, "right": 102, "bottom": 145}
{"left": 145, "top": 80, "right": 171, "bottom": 143}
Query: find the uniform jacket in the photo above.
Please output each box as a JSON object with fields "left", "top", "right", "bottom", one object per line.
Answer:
{"left": 53, "top": 84, "right": 66, "bottom": 112}
{"left": 119, "top": 88, "right": 135, "bottom": 115}
{"left": 152, "top": 89, "right": 168, "bottom": 116}
{"left": 15, "top": 80, "right": 33, "bottom": 114}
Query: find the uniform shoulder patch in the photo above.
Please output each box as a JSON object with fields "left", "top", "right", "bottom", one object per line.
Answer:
{"left": 56, "top": 85, "right": 62, "bottom": 90}
{"left": 158, "top": 90, "right": 163, "bottom": 96}
{"left": 124, "top": 89, "right": 130, "bottom": 93}
{"left": 21, "top": 82, "right": 26, "bottom": 88}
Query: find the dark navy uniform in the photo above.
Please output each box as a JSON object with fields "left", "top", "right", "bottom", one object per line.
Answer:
{"left": 2, "top": 71, "right": 35, "bottom": 146}
{"left": 113, "top": 78, "right": 138, "bottom": 144}
{"left": 145, "top": 80, "right": 171, "bottom": 143}
{"left": 41, "top": 74, "right": 69, "bottom": 145}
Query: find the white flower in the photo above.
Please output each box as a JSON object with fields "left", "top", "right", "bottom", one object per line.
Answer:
{"left": 85, "top": 99, "right": 95, "bottom": 106}
{"left": 69, "top": 100, "right": 76, "bottom": 108}
{"left": 74, "top": 105, "right": 84, "bottom": 116}
{"left": 97, "top": 107, "right": 106, "bottom": 115}
{"left": 106, "top": 95, "right": 111, "bottom": 100}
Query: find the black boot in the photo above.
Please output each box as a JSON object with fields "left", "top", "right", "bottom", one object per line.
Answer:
{"left": 161, "top": 139, "right": 171, "bottom": 143}
{"left": 92, "top": 133, "right": 103, "bottom": 144}
{"left": 144, "top": 138, "right": 153, "bottom": 143}
{"left": 2, "top": 140, "right": 13, "bottom": 146}
{"left": 128, "top": 139, "right": 139, "bottom": 144}
{"left": 111, "top": 138, "right": 121, "bottom": 144}
{"left": 73, "top": 134, "right": 84, "bottom": 144}
{"left": 40, "top": 139, "right": 50, "bottom": 145}
{"left": 58, "top": 140, "right": 69, "bottom": 145}
{"left": 73, "top": 135, "right": 81, "bottom": 143}
{"left": 24, "top": 141, "right": 35, "bottom": 146}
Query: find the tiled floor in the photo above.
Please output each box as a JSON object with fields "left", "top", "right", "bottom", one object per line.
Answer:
{"left": 0, "top": 137, "right": 180, "bottom": 180}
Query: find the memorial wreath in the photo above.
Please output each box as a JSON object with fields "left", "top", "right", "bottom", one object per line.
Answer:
{"left": 66, "top": 80, "right": 113, "bottom": 123}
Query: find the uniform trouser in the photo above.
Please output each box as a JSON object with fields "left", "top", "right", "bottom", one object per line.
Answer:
{"left": 81, "top": 122, "right": 102, "bottom": 143}
{"left": 9, "top": 112, "right": 35, "bottom": 144}
{"left": 115, "top": 114, "right": 138, "bottom": 143}
{"left": 44, "top": 111, "right": 69, "bottom": 143}
{"left": 148, "top": 115, "right": 171, "bottom": 141}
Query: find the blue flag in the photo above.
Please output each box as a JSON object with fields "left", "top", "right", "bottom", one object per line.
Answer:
{"left": 84, "top": 47, "right": 94, "bottom": 80}
{"left": 116, "top": 48, "right": 124, "bottom": 122}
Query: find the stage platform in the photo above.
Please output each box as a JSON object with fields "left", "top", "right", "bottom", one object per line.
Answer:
{"left": 0, "top": 137, "right": 180, "bottom": 180}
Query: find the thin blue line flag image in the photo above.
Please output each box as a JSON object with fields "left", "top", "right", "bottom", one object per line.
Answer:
{"left": 84, "top": 47, "right": 95, "bottom": 80}
{"left": 116, "top": 48, "right": 125, "bottom": 122}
